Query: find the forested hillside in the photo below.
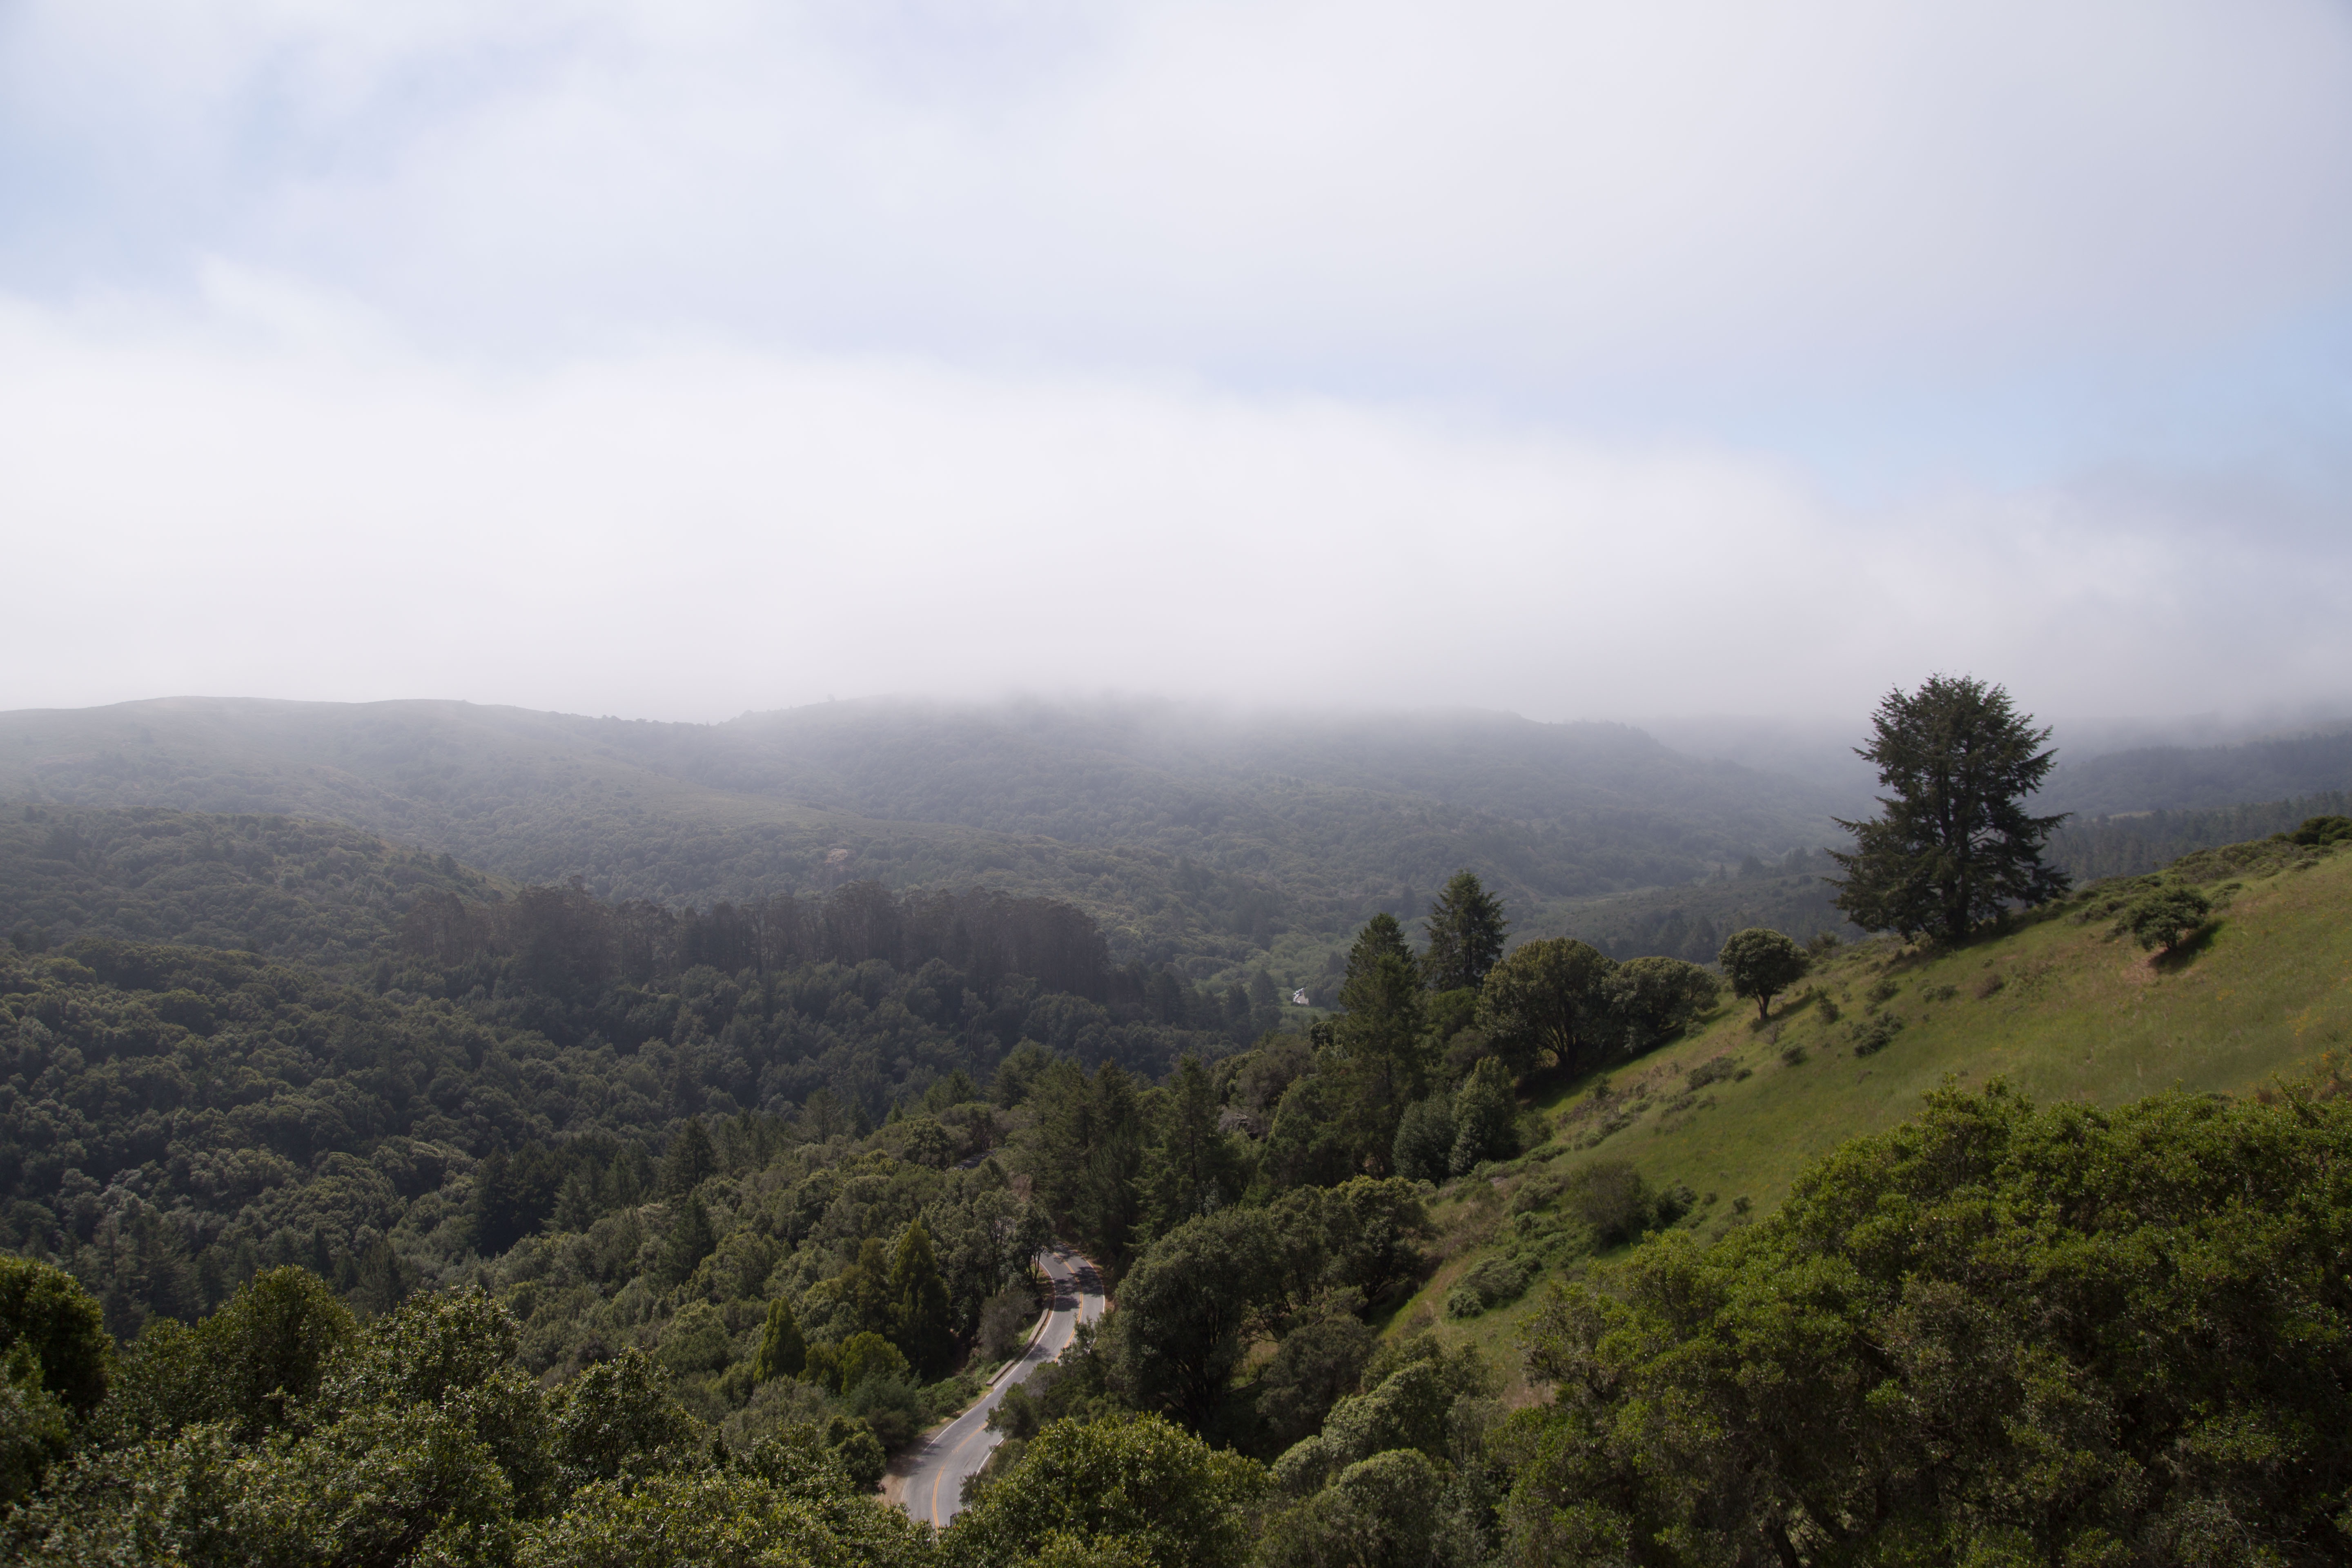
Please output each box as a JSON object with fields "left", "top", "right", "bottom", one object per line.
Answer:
{"left": 3, "top": 821, "right": 2345, "bottom": 1564}
{"left": 2035, "top": 721, "right": 2352, "bottom": 814}
{"left": 0, "top": 697, "right": 1854, "bottom": 976}
{"left": 0, "top": 873, "right": 1266, "bottom": 1343}
{"left": 0, "top": 804, "right": 503, "bottom": 975}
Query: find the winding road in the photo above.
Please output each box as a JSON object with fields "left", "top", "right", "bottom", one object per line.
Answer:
{"left": 893, "top": 1248, "right": 1106, "bottom": 1528}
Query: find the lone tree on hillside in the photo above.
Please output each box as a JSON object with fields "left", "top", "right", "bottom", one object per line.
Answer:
{"left": 1830, "top": 675, "right": 2071, "bottom": 943}
{"left": 1717, "top": 927, "right": 1809, "bottom": 1021}
{"left": 1421, "top": 870, "right": 1510, "bottom": 991}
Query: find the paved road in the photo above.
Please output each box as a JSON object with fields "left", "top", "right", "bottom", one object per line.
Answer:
{"left": 896, "top": 1249, "right": 1106, "bottom": 1528}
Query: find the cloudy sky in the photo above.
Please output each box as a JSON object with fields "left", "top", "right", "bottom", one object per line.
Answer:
{"left": 3, "top": 0, "right": 2349, "bottom": 727}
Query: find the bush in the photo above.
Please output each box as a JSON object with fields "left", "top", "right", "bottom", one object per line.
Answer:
{"left": 1443, "top": 1257, "right": 1532, "bottom": 1321}
{"left": 2290, "top": 814, "right": 2352, "bottom": 847}
{"left": 976, "top": 1284, "right": 1038, "bottom": 1364}
{"left": 1851, "top": 1016, "right": 1904, "bottom": 1057}
{"left": 2123, "top": 886, "right": 2213, "bottom": 954}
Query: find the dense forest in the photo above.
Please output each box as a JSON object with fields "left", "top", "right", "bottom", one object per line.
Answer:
{"left": 1, "top": 805, "right": 2348, "bottom": 1564}
{"left": 0, "top": 697, "right": 1860, "bottom": 978}
{"left": 2035, "top": 723, "right": 2352, "bottom": 814}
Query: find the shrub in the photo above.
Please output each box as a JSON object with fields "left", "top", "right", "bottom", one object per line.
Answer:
{"left": 2123, "top": 886, "right": 2213, "bottom": 954}
{"left": 2290, "top": 814, "right": 2352, "bottom": 847}
{"left": 1686, "top": 1056, "right": 1739, "bottom": 1092}
{"left": 1851, "top": 1016, "right": 1904, "bottom": 1057}
{"left": 1443, "top": 1258, "right": 1532, "bottom": 1321}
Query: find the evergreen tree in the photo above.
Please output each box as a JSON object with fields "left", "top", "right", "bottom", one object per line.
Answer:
{"left": 553, "top": 1171, "right": 595, "bottom": 1234}
{"left": 753, "top": 1298, "right": 805, "bottom": 1382}
{"left": 1420, "top": 871, "right": 1509, "bottom": 991}
{"left": 1143, "top": 1054, "right": 1241, "bottom": 1236}
{"left": 659, "top": 1119, "right": 718, "bottom": 1198}
{"left": 657, "top": 1194, "right": 717, "bottom": 1287}
{"left": 1030, "top": 1060, "right": 1149, "bottom": 1267}
{"left": 887, "top": 1221, "right": 954, "bottom": 1379}
{"left": 1391, "top": 1092, "right": 1456, "bottom": 1184}
{"left": 1831, "top": 675, "right": 2071, "bottom": 942}
{"left": 1330, "top": 914, "right": 1430, "bottom": 1169}
{"left": 1447, "top": 1057, "right": 1518, "bottom": 1175}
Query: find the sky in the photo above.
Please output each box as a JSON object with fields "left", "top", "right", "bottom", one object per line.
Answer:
{"left": 3, "top": 0, "right": 2350, "bottom": 729}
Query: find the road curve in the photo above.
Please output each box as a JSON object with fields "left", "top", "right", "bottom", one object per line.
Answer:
{"left": 896, "top": 1248, "right": 1106, "bottom": 1528}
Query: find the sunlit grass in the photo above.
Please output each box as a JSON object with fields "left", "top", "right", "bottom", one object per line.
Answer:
{"left": 1395, "top": 841, "right": 2352, "bottom": 1363}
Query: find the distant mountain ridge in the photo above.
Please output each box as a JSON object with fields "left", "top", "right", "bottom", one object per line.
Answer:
{"left": 0, "top": 696, "right": 1851, "bottom": 978}
{"left": 2035, "top": 723, "right": 2352, "bottom": 817}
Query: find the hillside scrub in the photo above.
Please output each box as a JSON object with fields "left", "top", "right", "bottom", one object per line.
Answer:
{"left": 1498, "top": 1082, "right": 2352, "bottom": 1565}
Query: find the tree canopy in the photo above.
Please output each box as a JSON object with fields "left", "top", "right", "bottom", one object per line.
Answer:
{"left": 1830, "top": 675, "right": 2070, "bottom": 942}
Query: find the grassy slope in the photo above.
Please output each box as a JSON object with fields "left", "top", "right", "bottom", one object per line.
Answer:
{"left": 1399, "top": 836, "right": 2352, "bottom": 1373}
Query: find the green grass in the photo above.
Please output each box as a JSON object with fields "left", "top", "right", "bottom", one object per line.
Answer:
{"left": 1394, "top": 837, "right": 2352, "bottom": 1379}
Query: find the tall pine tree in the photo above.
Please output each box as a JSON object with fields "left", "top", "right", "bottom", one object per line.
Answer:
{"left": 1831, "top": 675, "right": 2070, "bottom": 942}
{"left": 659, "top": 1119, "right": 718, "bottom": 1198}
{"left": 754, "top": 1298, "right": 805, "bottom": 1382}
{"left": 1421, "top": 870, "right": 1509, "bottom": 991}
{"left": 888, "top": 1221, "right": 954, "bottom": 1379}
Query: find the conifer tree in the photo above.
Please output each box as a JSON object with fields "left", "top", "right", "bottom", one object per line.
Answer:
{"left": 1331, "top": 913, "right": 1432, "bottom": 1172}
{"left": 753, "top": 1298, "right": 805, "bottom": 1382}
{"left": 658, "top": 1194, "right": 717, "bottom": 1287}
{"left": 1421, "top": 871, "right": 1509, "bottom": 991}
{"left": 1831, "top": 675, "right": 2071, "bottom": 942}
{"left": 659, "top": 1119, "right": 718, "bottom": 1198}
{"left": 1143, "top": 1054, "right": 1240, "bottom": 1236}
{"left": 887, "top": 1221, "right": 954, "bottom": 1379}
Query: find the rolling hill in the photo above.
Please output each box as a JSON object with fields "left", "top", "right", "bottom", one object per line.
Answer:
{"left": 1404, "top": 825, "right": 2352, "bottom": 1371}
{"left": 0, "top": 696, "right": 1857, "bottom": 980}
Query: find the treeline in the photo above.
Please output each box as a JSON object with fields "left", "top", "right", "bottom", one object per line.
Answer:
{"left": 2045, "top": 788, "right": 2352, "bottom": 882}
{"left": 1, "top": 803, "right": 498, "bottom": 974}
{"left": 0, "top": 920, "right": 1245, "bottom": 1340}
{"left": 398, "top": 880, "right": 1115, "bottom": 1005}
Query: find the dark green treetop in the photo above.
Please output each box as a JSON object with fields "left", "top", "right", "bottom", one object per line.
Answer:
{"left": 1420, "top": 871, "right": 1508, "bottom": 992}
{"left": 1830, "top": 675, "right": 2070, "bottom": 942}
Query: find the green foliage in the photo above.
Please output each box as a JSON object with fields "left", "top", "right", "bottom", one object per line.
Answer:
{"left": 515, "top": 1466, "right": 927, "bottom": 1568}
{"left": 0, "top": 804, "right": 500, "bottom": 978}
{"left": 1499, "top": 1084, "right": 2352, "bottom": 1565}
{"left": 1598, "top": 956, "right": 1719, "bottom": 1051}
{"left": 1446, "top": 1058, "right": 1517, "bottom": 1176}
{"left": 943, "top": 1410, "right": 1265, "bottom": 1568}
{"left": 109, "top": 1266, "right": 354, "bottom": 1443}
{"left": 2291, "top": 812, "right": 2352, "bottom": 846}
{"left": 1254, "top": 1446, "right": 1446, "bottom": 1568}
{"left": 2042, "top": 790, "right": 2352, "bottom": 880}
{"left": 1831, "top": 675, "right": 2071, "bottom": 941}
{"left": 0, "top": 1341, "right": 71, "bottom": 1510}
{"left": 754, "top": 1298, "right": 806, "bottom": 1382}
{"left": 660, "top": 1118, "right": 720, "bottom": 1197}
{"left": 0, "top": 699, "right": 1858, "bottom": 980}
{"left": 1714, "top": 926, "right": 1809, "bottom": 1020}
{"left": 1109, "top": 1209, "right": 1281, "bottom": 1427}
{"left": 1419, "top": 871, "right": 1509, "bottom": 993}
{"left": 1389, "top": 1092, "right": 1455, "bottom": 1184}
{"left": 1025, "top": 1060, "right": 1149, "bottom": 1268}
{"left": 1143, "top": 1055, "right": 1246, "bottom": 1238}
{"left": 0, "top": 1255, "right": 110, "bottom": 1419}
{"left": 2123, "top": 885, "right": 2214, "bottom": 953}
{"left": 887, "top": 1221, "right": 954, "bottom": 1379}
{"left": 1478, "top": 938, "right": 1613, "bottom": 1076}
{"left": 548, "top": 1347, "right": 695, "bottom": 1488}
{"left": 657, "top": 1194, "right": 719, "bottom": 1287}
{"left": 1326, "top": 916, "right": 1430, "bottom": 1163}
{"left": 1251, "top": 1313, "right": 1374, "bottom": 1455}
